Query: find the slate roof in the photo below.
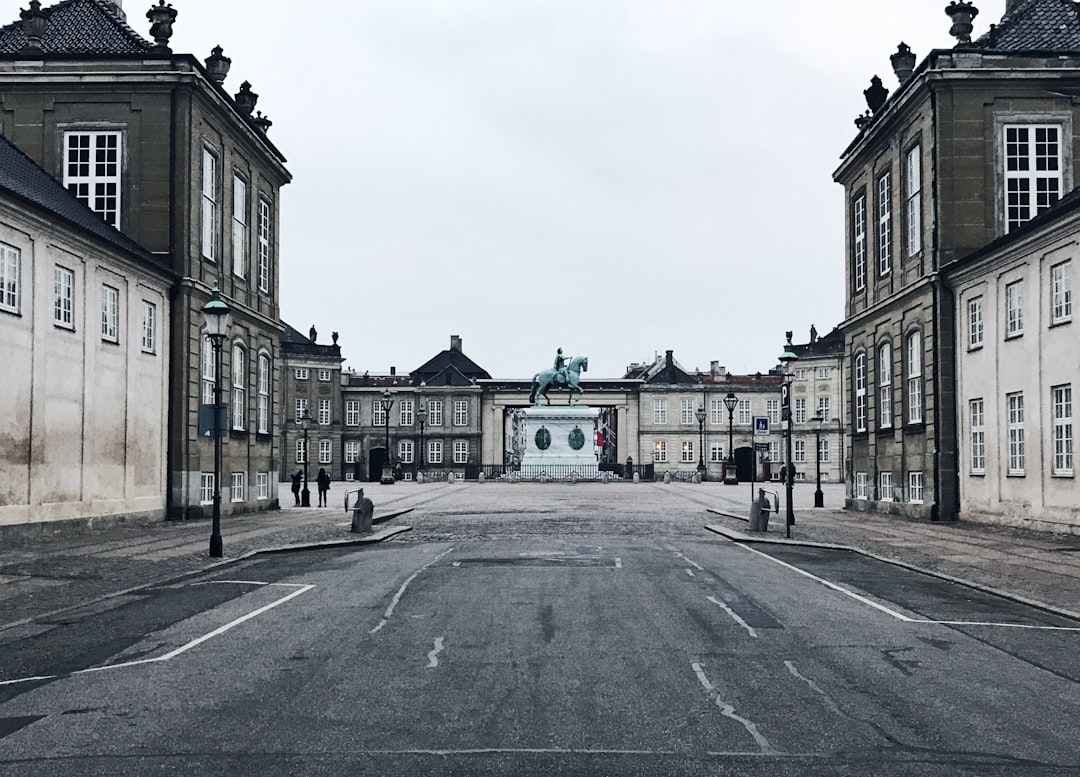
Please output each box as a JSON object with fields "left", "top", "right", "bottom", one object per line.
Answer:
{"left": 411, "top": 346, "right": 491, "bottom": 387}
{"left": 974, "top": 0, "right": 1080, "bottom": 51}
{"left": 0, "top": 0, "right": 153, "bottom": 56}
{"left": 624, "top": 351, "right": 700, "bottom": 385}
{"left": 0, "top": 132, "right": 163, "bottom": 268}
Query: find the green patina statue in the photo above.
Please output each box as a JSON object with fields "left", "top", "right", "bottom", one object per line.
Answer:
{"left": 530, "top": 348, "right": 588, "bottom": 405}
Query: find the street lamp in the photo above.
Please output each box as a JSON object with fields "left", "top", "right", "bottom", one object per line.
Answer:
{"left": 695, "top": 404, "right": 707, "bottom": 478}
{"left": 201, "top": 286, "right": 231, "bottom": 558}
{"left": 299, "top": 412, "right": 311, "bottom": 507}
{"left": 779, "top": 344, "right": 799, "bottom": 538}
{"left": 416, "top": 401, "right": 428, "bottom": 481}
{"left": 813, "top": 412, "right": 825, "bottom": 508}
{"left": 723, "top": 392, "right": 738, "bottom": 484}
{"left": 380, "top": 389, "right": 394, "bottom": 482}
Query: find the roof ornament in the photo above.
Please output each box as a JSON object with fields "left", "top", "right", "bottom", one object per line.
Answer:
{"left": 854, "top": 111, "right": 873, "bottom": 130}
{"left": 252, "top": 111, "right": 273, "bottom": 134}
{"left": 945, "top": 1, "right": 979, "bottom": 45}
{"left": 19, "top": 1, "right": 50, "bottom": 56}
{"left": 234, "top": 81, "right": 258, "bottom": 116}
{"left": 863, "top": 75, "right": 889, "bottom": 114}
{"left": 146, "top": 1, "right": 177, "bottom": 53}
{"left": 204, "top": 45, "right": 231, "bottom": 85}
{"left": 890, "top": 42, "right": 916, "bottom": 85}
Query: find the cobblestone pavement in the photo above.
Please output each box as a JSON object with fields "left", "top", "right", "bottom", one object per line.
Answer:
{"left": 4, "top": 480, "right": 1080, "bottom": 629}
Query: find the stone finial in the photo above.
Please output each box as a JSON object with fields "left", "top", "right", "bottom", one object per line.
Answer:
{"left": 19, "top": 1, "right": 50, "bottom": 55}
{"left": 945, "top": 1, "right": 979, "bottom": 44}
{"left": 864, "top": 75, "right": 889, "bottom": 114}
{"left": 854, "top": 111, "right": 873, "bottom": 130}
{"left": 331, "top": 331, "right": 339, "bottom": 345}
{"left": 891, "top": 42, "right": 916, "bottom": 85}
{"left": 204, "top": 45, "right": 231, "bottom": 84}
{"left": 146, "top": 1, "right": 177, "bottom": 53}
{"left": 234, "top": 81, "right": 258, "bottom": 116}
{"left": 251, "top": 111, "right": 273, "bottom": 133}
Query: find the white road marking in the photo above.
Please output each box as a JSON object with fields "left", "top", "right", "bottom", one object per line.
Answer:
{"left": 427, "top": 637, "right": 445, "bottom": 668}
{"left": 706, "top": 595, "right": 759, "bottom": 638}
{"left": 692, "top": 662, "right": 780, "bottom": 755}
{"left": 614, "top": 557, "right": 622, "bottom": 569}
{"left": 371, "top": 547, "right": 455, "bottom": 634}
{"left": 452, "top": 561, "right": 461, "bottom": 567}
{"left": 686, "top": 569, "right": 696, "bottom": 577}
{"left": 675, "top": 552, "right": 705, "bottom": 572}
{"left": 738, "top": 544, "right": 913, "bottom": 621}
{"left": 785, "top": 661, "right": 845, "bottom": 717}
{"left": 0, "top": 583, "right": 315, "bottom": 687}
{"left": 909, "top": 619, "right": 1080, "bottom": 631}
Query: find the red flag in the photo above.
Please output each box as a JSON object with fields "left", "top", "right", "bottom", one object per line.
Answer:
{"left": 596, "top": 431, "right": 605, "bottom": 447}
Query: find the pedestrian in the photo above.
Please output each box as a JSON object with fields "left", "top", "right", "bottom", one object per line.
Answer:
{"left": 316, "top": 467, "right": 331, "bottom": 507}
{"left": 290, "top": 469, "right": 303, "bottom": 506}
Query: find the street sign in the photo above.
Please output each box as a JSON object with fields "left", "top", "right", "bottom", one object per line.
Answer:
{"left": 753, "top": 442, "right": 770, "bottom": 452}
{"left": 753, "top": 416, "right": 769, "bottom": 436}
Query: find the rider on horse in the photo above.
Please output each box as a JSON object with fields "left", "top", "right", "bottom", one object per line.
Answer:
{"left": 553, "top": 348, "right": 571, "bottom": 385}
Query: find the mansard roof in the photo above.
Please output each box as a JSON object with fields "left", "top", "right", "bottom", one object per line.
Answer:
{"left": 974, "top": 0, "right": 1080, "bottom": 51}
{"left": 624, "top": 350, "right": 700, "bottom": 385}
{"left": 0, "top": 132, "right": 163, "bottom": 268}
{"left": 411, "top": 339, "right": 491, "bottom": 386}
{"left": 0, "top": 0, "right": 153, "bottom": 56}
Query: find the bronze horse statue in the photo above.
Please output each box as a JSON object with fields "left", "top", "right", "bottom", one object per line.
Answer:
{"left": 530, "top": 355, "right": 588, "bottom": 405}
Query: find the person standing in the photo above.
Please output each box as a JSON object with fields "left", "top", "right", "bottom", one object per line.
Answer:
{"left": 290, "top": 469, "right": 303, "bottom": 506}
{"left": 316, "top": 467, "right": 331, "bottom": 507}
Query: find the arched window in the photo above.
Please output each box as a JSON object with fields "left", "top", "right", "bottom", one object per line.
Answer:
{"left": 854, "top": 352, "right": 867, "bottom": 432}
{"left": 878, "top": 342, "right": 892, "bottom": 429}
{"left": 906, "top": 330, "right": 923, "bottom": 424}
{"left": 257, "top": 352, "right": 271, "bottom": 434}
{"left": 232, "top": 343, "right": 246, "bottom": 431}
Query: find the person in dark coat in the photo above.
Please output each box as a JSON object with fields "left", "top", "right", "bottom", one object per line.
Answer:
{"left": 290, "top": 469, "right": 303, "bottom": 506}
{"left": 316, "top": 467, "right": 331, "bottom": 507}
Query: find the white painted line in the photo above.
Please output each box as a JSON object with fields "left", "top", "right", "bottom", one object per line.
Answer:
{"left": 452, "top": 561, "right": 461, "bottom": 567}
{"left": 0, "top": 583, "right": 315, "bottom": 687}
{"left": 427, "top": 637, "right": 445, "bottom": 668}
{"left": 785, "top": 661, "right": 844, "bottom": 717}
{"left": 675, "top": 552, "right": 705, "bottom": 572}
{"left": 738, "top": 544, "right": 914, "bottom": 622}
{"left": 910, "top": 619, "right": 1080, "bottom": 631}
{"left": 686, "top": 569, "right": 696, "bottom": 578}
{"left": 371, "top": 547, "right": 455, "bottom": 634}
{"left": 706, "top": 596, "right": 758, "bottom": 638}
{"left": 614, "top": 557, "right": 622, "bottom": 569}
{"left": 692, "top": 662, "right": 779, "bottom": 755}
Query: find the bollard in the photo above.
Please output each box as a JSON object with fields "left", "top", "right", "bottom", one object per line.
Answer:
{"left": 693, "top": 472, "right": 702, "bottom": 484}
{"left": 350, "top": 488, "right": 374, "bottom": 533}
{"left": 748, "top": 488, "right": 770, "bottom": 532}
{"left": 663, "top": 472, "right": 672, "bottom": 484}
{"left": 447, "top": 472, "right": 455, "bottom": 484}
{"left": 633, "top": 472, "right": 640, "bottom": 483}
{"left": 479, "top": 472, "right": 486, "bottom": 484}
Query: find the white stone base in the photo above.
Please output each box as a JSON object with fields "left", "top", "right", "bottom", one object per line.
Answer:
{"left": 519, "top": 406, "right": 600, "bottom": 478}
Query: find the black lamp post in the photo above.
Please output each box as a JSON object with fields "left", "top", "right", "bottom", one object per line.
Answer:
{"left": 723, "top": 392, "right": 738, "bottom": 484}
{"left": 298, "top": 412, "right": 311, "bottom": 507}
{"left": 779, "top": 344, "right": 799, "bottom": 538}
{"left": 416, "top": 401, "right": 428, "bottom": 481}
{"left": 695, "top": 404, "right": 706, "bottom": 478}
{"left": 813, "top": 412, "right": 825, "bottom": 508}
{"left": 380, "top": 389, "right": 394, "bottom": 480}
{"left": 201, "top": 287, "right": 231, "bottom": 558}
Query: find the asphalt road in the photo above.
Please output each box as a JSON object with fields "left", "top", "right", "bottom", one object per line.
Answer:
{"left": 2, "top": 487, "right": 1080, "bottom": 776}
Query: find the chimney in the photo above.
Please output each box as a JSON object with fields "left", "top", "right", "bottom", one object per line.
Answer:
{"left": 665, "top": 350, "right": 674, "bottom": 368}
{"left": 450, "top": 335, "right": 462, "bottom": 352}
{"left": 390, "top": 366, "right": 396, "bottom": 376}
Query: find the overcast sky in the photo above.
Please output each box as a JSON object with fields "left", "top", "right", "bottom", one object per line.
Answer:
{"left": 149, "top": 0, "right": 1007, "bottom": 379}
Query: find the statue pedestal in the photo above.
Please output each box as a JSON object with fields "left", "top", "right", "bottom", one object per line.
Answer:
{"left": 519, "top": 406, "right": 599, "bottom": 480}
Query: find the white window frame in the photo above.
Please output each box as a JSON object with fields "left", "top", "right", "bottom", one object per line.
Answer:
{"left": 794, "top": 398, "right": 807, "bottom": 424}
{"left": 968, "top": 296, "right": 984, "bottom": 349}
{"left": 428, "top": 440, "right": 443, "bottom": 464}
{"left": 295, "top": 368, "right": 308, "bottom": 380}
{"left": 816, "top": 367, "right": 831, "bottom": 380}
{"left": 1051, "top": 261, "right": 1072, "bottom": 324}
{"left": 1008, "top": 391, "right": 1025, "bottom": 475}
{"left": 880, "top": 472, "right": 894, "bottom": 501}
{"left": 399, "top": 439, "right": 414, "bottom": 464}
{"left": 296, "top": 438, "right": 307, "bottom": 464}
{"left": 344, "top": 440, "right": 360, "bottom": 464}
{"left": 231, "top": 472, "right": 245, "bottom": 502}
{"left": 737, "top": 399, "right": 752, "bottom": 425}
{"left": 141, "top": 301, "right": 156, "bottom": 353}
{"left": 766, "top": 399, "right": 780, "bottom": 425}
{"left": 201, "top": 337, "right": 215, "bottom": 405}
{"left": 854, "top": 352, "right": 867, "bottom": 432}
{"left": 681, "top": 440, "right": 694, "bottom": 463}
{"left": 201, "top": 147, "right": 217, "bottom": 261}
{"left": 65, "top": 130, "right": 121, "bottom": 228}
{"left": 709, "top": 442, "right": 724, "bottom": 463}
{"left": 373, "top": 400, "right": 387, "bottom": 427}
{"left": 970, "top": 398, "right": 986, "bottom": 474}
{"left": 428, "top": 400, "right": 443, "bottom": 426}
{"left": 453, "top": 440, "right": 469, "bottom": 464}
{"left": 794, "top": 439, "right": 806, "bottom": 463}
{"left": 905, "top": 144, "right": 922, "bottom": 256}
{"left": 257, "top": 353, "right": 270, "bottom": 434}
{"left": 794, "top": 368, "right": 807, "bottom": 381}
{"left": 653, "top": 399, "right": 668, "bottom": 425}
{"left": 1004, "top": 124, "right": 1062, "bottom": 232}
{"left": 200, "top": 473, "right": 214, "bottom": 505}
{"left": 853, "top": 192, "right": 867, "bottom": 292}
{"left": 345, "top": 400, "right": 361, "bottom": 426}
{"left": 318, "top": 369, "right": 332, "bottom": 381}
{"left": 855, "top": 472, "right": 868, "bottom": 499}
{"left": 653, "top": 439, "right": 668, "bottom": 463}
{"left": 256, "top": 471, "right": 269, "bottom": 500}
{"left": 878, "top": 342, "right": 892, "bottom": 429}
{"left": 453, "top": 400, "right": 468, "bottom": 427}
{"left": 0, "top": 243, "right": 20, "bottom": 313}
{"left": 1053, "top": 385, "right": 1073, "bottom": 476}
{"left": 1006, "top": 280, "right": 1024, "bottom": 338}
{"left": 907, "top": 331, "right": 923, "bottom": 424}
{"left": 54, "top": 265, "right": 74, "bottom": 329}
{"left": 101, "top": 284, "right": 119, "bottom": 342}
{"left": 710, "top": 398, "right": 725, "bottom": 424}
{"left": 908, "top": 471, "right": 924, "bottom": 503}
{"left": 400, "top": 399, "right": 414, "bottom": 426}
{"left": 680, "top": 399, "right": 695, "bottom": 425}
{"left": 232, "top": 174, "right": 248, "bottom": 279}
{"left": 319, "top": 439, "right": 331, "bottom": 464}
{"left": 257, "top": 197, "right": 272, "bottom": 293}
{"left": 877, "top": 171, "right": 892, "bottom": 276}
{"left": 231, "top": 344, "right": 246, "bottom": 431}
{"left": 819, "top": 438, "right": 830, "bottom": 463}
{"left": 817, "top": 396, "right": 831, "bottom": 423}
{"left": 318, "top": 398, "right": 331, "bottom": 426}
{"left": 295, "top": 397, "right": 308, "bottom": 423}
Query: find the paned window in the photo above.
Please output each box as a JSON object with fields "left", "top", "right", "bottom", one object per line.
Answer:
{"left": 1052, "top": 261, "right": 1072, "bottom": 324}
{"left": 794, "top": 440, "right": 806, "bottom": 463}
{"left": 65, "top": 131, "right": 120, "bottom": 228}
{"left": 428, "top": 440, "right": 443, "bottom": 464}
{"left": 453, "top": 400, "right": 468, "bottom": 426}
{"left": 1004, "top": 124, "right": 1061, "bottom": 231}
{"left": 0, "top": 243, "right": 19, "bottom": 313}
{"left": 877, "top": 171, "right": 892, "bottom": 275}
{"left": 54, "top": 266, "right": 74, "bottom": 328}
{"left": 399, "top": 440, "right": 414, "bottom": 464}
{"left": 795, "top": 368, "right": 807, "bottom": 381}
{"left": 653, "top": 440, "right": 667, "bottom": 463}
{"left": 1006, "top": 280, "right": 1024, "bottom": 337}
{"left": 428, "top": 400, "right": 443, "bottom": 426}
{"left": 766, "top": 399, "right": 780, "bottom": 424}
{"left": 1008, "top": 392, "right": 1025, "bottom": 475}
{"left": 296, "top": 438, "right": 307, "bottom": 464}
{"left": 101, "top": 285, "right": 119, "bottom": 341}
{"left": 256, "top": 472, "right": 269, "bottom": 500}
{"left": 710, "top": 398, "right": 725, "bottom": 424}
{"left": 653, "top": 399, "right": 667, "bottom": 425}
{"left": 372, "top": 400, "right": 386, "bottom": 427}
{"left": 318, "top": 369, "right": 331, "bottom": 381}
{"left": 855, "top": 472, "right": 868, "bottom": 499}
{"left": 908, "top": 471, "right": 924, "bottom": 503}
{"left": 453, "top": 440, "right": 469, "bottom": 464}
{"left": 880, "top": 472, "right": 894, "bottom": 501}
{"left": 816, "top": 367, "right": 831, "bottom": 379}
{"left": 709, "top": 442, "right": 724, "bottom": 463}
{"left": 295, "top": 397, "right": 308, "bottom": 423}
{"left": 905, "top": 144, "right": 922, "bottom": 256}
{"left": 231, "top": 344, "right": 246, "bottom": 430}
{"left": 231, "top": 472, "right": 245, "bottom": 502}
{"left": 201, "top": 338, "right": 215, "bottom": 405}
{"left": 295, "top": 368, "right": 308, "bottom": 380}
{"left": 970, "top": 399, "right": 986, "bottom": 474}
{"left": 1053, "top": 385, "right": 1073, "bottom": 475}
{"left": 680, "top": 399, "right": 695, "bottom": 425}
{"left": 737, "top": 399, "right": 752, "bottom": 425}
{"left": 853, "top": 193, "right": 866, "bottom": 292}
{"left": 681, "top": 440, "right": 694, "bottom": 463}
{"left": 318, "top": 398, "right": 331, "bottom": 425}
{"left": 769, "top": 441, "right": 781, "bottom": 464}
{"left": 201, "top": 147, "right": 216, "bottom": 260}
{"left": 854, "top": 352, "right": 867, "bottom": 432}
{"left": 258, "top": 198, "right": 272, "bottom": 293}
{"left": 200, "top": 473, "right": 214, "bottom": 505}
{"left": 400, "top": 399, "right": 414, "bottom": 426}
{"left": 319, "top": 439, "right": 331, "bottom": 464}
{"left": 878, "top": 342, "right": 892, "bottom": 429}
{"left": 907, "top": 331, "right": 923, "bottom": 424}
{"left": 257, "top": 354, "right": 270, "bottom": 434}
{"left": 232, "top": 175, "right": 248, "bottom": 279}
{"left": 817, "top": 396, "right": 831, "bottom": 422}
{"left": 794, "top": 398, "right": 807, "bottom": 424}
{"left": 344, "top": 441, "right": 360, "bottom": 464}
{"left": 819, "top": 438, "right": 830, "bottom": 463}
{"left": 141, "top": 301, "right": 156, "bottom": 353}
{"left": 345, "top": 400, "right": 360, "bottom": 426}
{"left": 968, "top": 297, "right": 984, "bottom": 348}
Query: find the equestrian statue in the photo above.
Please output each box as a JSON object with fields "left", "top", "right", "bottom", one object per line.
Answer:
{"left": 530, "top": 347, "right": 588, "bottom": 405}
